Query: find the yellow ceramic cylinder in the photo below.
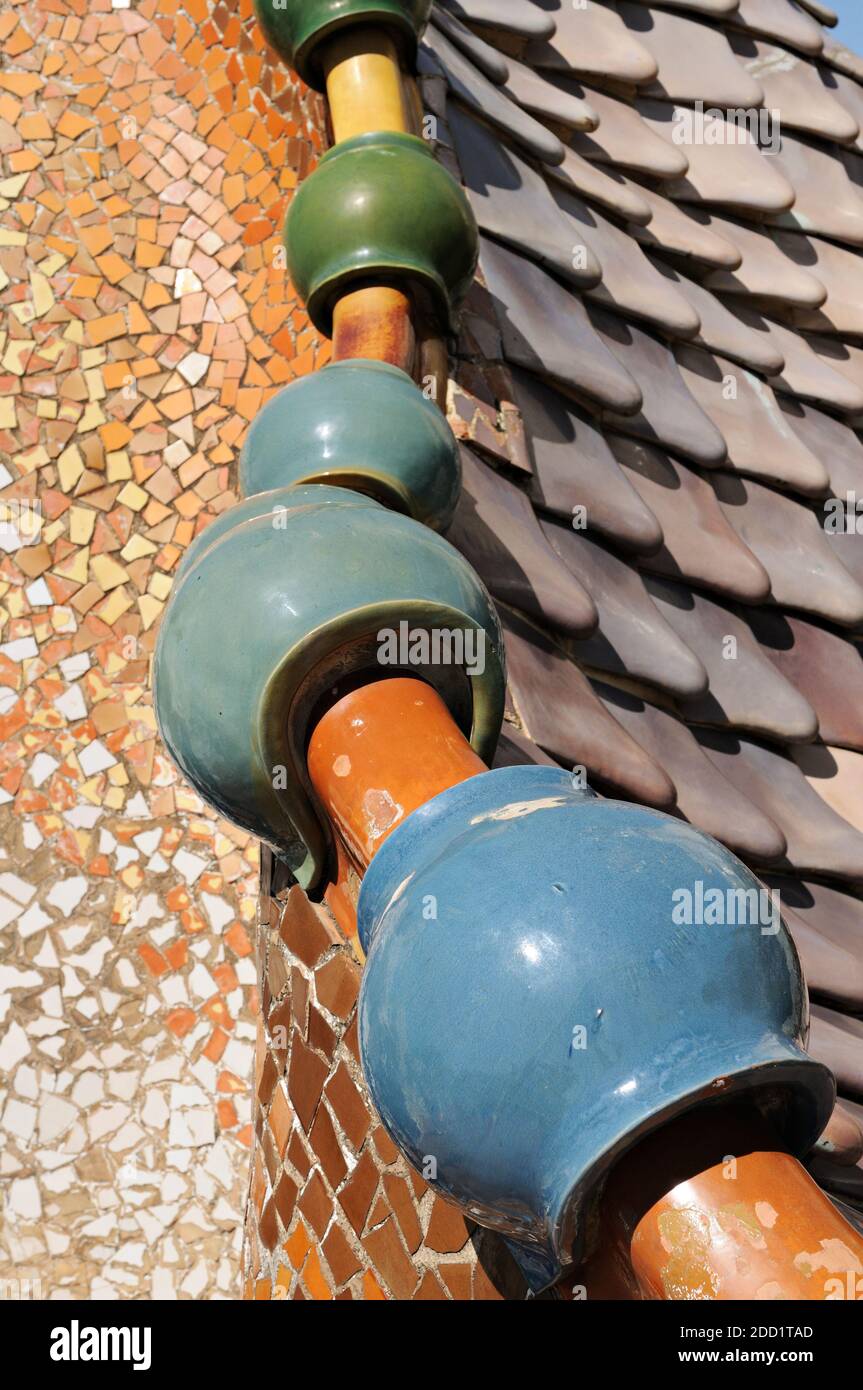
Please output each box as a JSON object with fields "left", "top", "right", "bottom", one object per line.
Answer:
{"left": 322, "top": 26, "right": 409, "bottom": 141}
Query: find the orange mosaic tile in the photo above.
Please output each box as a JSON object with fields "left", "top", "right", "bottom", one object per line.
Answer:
{"left": 0, "top": 0, "right": 324, "bottom": 1300}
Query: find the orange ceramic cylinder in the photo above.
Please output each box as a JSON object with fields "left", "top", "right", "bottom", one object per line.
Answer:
{"left": 331, "top": 283, "right": 416, "bottom": 373}
{"left": 609, "top": 1106, "right": 863, "bottom": 1301}
{"left": 632, "top": 1149, "right": 863, "bottom": 1301}
{"left": 307, "top": 676, "right": 486, "bottom": 871}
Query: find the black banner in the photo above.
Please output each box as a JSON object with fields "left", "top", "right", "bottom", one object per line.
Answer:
{"left": 3, "top": 1295, "right": 858, "bottom": 1377}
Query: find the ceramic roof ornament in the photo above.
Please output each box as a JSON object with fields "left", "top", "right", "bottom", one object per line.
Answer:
{"left": 171, "top": 0, "right": 863, "bottom": 1300}
{"left": 284, "top": 130, "right": 478, "bottom": 334}
{"left": 357, "top": 762, "right": 833, "bottom": 1290}
{"left": 252, "top": 0, "right": 433, "bottom": 89}
{"left": 305, "top": 675, "right": 863, "bottom": 1299}
{"left": 239, "top": 359, "right": 461, "bottom": 530}
{"left": 153, "top": 486, "right": 505, "bottom": 889}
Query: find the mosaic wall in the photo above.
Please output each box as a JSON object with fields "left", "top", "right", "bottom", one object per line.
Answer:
{"left": 6, "top": 0, "right": 863, "bottom": 1304}
{"left": 0, "top": 0, "right": 324, "bottom": 1300}
{"left": 244, "top": 856, "right": 539, "bottom": 1301}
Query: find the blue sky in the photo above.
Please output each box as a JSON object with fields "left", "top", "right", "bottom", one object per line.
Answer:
{"left": 832, "top": 0, "right": 863, "bottom": 54}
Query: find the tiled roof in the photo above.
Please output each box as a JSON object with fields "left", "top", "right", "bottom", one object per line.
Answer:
{"left": 422, "top": 0, "right": 863, "bottom": 1194}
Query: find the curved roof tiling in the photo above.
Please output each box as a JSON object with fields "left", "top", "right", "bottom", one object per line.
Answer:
{"left": 427, "top": 0, "right": 863, "bottom": 1202}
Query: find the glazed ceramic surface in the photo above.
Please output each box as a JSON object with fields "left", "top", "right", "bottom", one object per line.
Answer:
{"left": 285, "top": 131, "right": 478, "bottom": 334}
{"left": 153, "top": 486, "right": 504, "bottom": 889}
{"left": 252, "top": 0, "right": 432, "bottom": 89}
{"left": 358, "top": 764, "right": 834, "bottom": 1289}
{"left": 239, "top": 359, "right": 461, "bottom": 530}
